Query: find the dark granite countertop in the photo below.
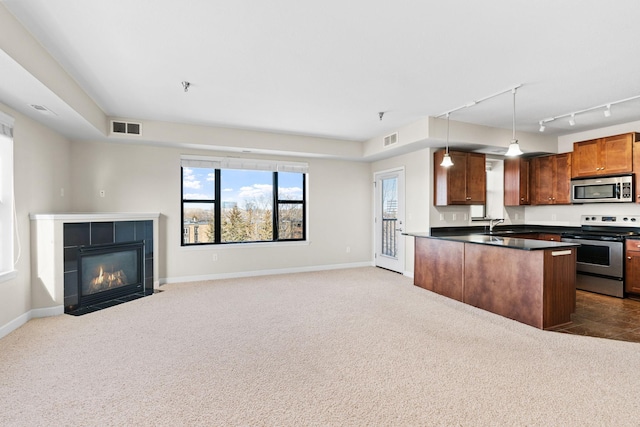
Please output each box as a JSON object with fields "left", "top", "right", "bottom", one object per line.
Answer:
{"left": 404, "top": 232, "right": 579, "bottom": 251}
{"left": 429, "top": 224, "right": 581, "bottom": 237}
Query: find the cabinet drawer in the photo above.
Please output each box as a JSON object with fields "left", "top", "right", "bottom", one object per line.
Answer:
{"left": 626, "top": 240, "right": 640, "bottom": 252}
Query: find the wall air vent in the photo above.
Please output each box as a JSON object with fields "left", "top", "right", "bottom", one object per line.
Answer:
{"left": 111, "top": 120, "right": 142, "bottom": 136}
{"left": 383, "top": 132, "right": 398, "bottom": 147}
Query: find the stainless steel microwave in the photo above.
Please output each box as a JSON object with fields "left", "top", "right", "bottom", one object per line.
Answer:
{"left": 571, "top": 174, "right": 634, "bottom": 203}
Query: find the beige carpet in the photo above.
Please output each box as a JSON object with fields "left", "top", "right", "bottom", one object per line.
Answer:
{"left": 2, "top": 267, "right": 640, "bottom": 426}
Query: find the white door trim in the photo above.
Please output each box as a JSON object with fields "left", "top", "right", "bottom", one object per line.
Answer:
{"left": 373, "top": 167, "right": 405, "bottom": 274}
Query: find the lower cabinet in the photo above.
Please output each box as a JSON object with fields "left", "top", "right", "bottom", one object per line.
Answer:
{"left": 626, "top": 239, "right": 640, "bottom": 295}
{"left": 414, "top": 236, "right": 576, "bottom": 329}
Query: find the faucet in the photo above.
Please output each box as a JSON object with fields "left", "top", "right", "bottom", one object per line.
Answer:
{"left": 489, "top": 218, "right": 504, "bottom": 233}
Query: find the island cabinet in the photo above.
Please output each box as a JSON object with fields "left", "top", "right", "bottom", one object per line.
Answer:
{"left": 625, "top": 239, "right": 640, "bottom": 295}
{"left": 434, "top": 150, "right": 486, "bottom": 206}
{"left": 504, "top": 157, "right": 530, "bottom": 206}
{"left": 414, "top": 237, "right": 464, "bottom": 301}
{"left": 531, "top": 153, "right": 572, "bottom": 205}
{"left": 412, "top": 235, "right": 577, "bottom": 330}
{"left": 572, "top": 133, "right": 635, "bottom": 178}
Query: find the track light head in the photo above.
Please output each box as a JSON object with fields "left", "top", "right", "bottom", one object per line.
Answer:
{"left": 539, "top": 121, "right": 545, "bottom": 132}
{"left": 569, "top": 114, "right": 576, "bottom": 126}
{"left": 604, "top": 105, "right": 612, "bottom": 117}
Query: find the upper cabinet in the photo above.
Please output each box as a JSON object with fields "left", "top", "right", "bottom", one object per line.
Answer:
{"left": 504, "top": 158, "right": 530, "bottom": 206}
{"left": 572, "top": 133, "right": 636, "bottom": 178}
{"left": 434, "top": 150, "right": 486, "bottom": 206}
{"left": 531, "top": 153, "right": 572, "bottom": 205}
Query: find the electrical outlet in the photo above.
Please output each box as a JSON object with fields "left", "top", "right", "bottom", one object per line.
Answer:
{"left": 452, "top": 213, "right": 457, "bottom": 221}
{"left": 99, "top": 189, "right": 105, "bottom": 198}
{"left": 212, "top": 253, "right": 218, "bottom": 262}
{"left": 346, "top": 246, "right": 351, "bottom": 253}
{"left": 60, "top": 188, "right": 64, "bottom": 197}
{"left": 439, "top": 214, "right": 444, "bottom": 221}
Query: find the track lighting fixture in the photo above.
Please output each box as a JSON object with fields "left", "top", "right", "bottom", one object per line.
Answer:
{"left": 437, "top": 84, "right": 522, "bottom": 118}
{"left": 538, "top": 94, "right": 640, "bottom": 131}
{"left": 440, "top": 113, "right": 454, "bottom": 167}
{"left": 182, "top": 81, "right": 190, "bottom": 92}
{"left": 436, "top": 84, "right": 523, "bottom": 159}
{"left": 505, "top": 88, "right": 523, "bottom": 157}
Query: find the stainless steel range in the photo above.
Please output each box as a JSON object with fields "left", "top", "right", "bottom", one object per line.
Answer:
{"left": 561, "top": 215, "right": 640, "bottom": 298}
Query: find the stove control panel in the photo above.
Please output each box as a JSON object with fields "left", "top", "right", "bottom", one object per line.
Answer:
{"left": 581, "top": 215, "right": 640, "bottom": 226}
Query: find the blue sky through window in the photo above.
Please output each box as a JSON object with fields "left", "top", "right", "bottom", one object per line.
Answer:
{"left": 183, "top": 168, "right": 303, "bottom": 205}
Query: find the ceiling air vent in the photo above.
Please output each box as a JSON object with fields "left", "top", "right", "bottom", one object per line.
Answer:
{"left": 29, "top": 104, "right": 57, "bottom": 116}
{"left": 383, "top": 132, "right": 398, "bottom": 148}
{"left": 111, "top": 120, "right": 142, "bottom": 136}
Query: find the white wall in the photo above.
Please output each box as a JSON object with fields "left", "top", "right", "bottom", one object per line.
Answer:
{"left": 0, "top": 102, "right": 71, "bottom": 331}
{"left": 69, "top": 140, "right": 372, "bottom": 282}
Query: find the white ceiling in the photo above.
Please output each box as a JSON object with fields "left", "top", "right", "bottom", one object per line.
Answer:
{"left": 3, "top": 0, "right": 640, "bottom": 144}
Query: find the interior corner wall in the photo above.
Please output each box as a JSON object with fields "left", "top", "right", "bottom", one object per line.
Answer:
{"left": 68, "top": 140, "right": 373, "bottom": 282}
{"left": 0, "top": 103, "right": 72, "bottom": 331}
{"left": 371, "top": 148, "right": 431, "bottom": 275}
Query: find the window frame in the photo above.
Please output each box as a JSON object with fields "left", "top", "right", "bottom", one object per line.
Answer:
{"left": 180, "top": 156, "right": 307, "bottom": 247}
{"left": 0, "top": 111, "right": 15, "bottom": 283}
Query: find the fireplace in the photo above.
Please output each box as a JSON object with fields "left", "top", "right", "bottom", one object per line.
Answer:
{"left": 77, "top": 241, "right": 145, "bottom": 309}
{"left": 28, "top": 213, "right": 158, "bottom": 318}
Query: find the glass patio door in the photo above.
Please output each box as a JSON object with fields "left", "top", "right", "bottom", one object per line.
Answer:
{"left": 374, "top": 169, "right": 405, "bottom": 273}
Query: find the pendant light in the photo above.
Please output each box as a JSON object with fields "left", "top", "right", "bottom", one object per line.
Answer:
{"left": 440, "top": 113, "right": 454, "bottom": 167}
{"left": 505, "top": 88, "right": 523, "bottom": 157}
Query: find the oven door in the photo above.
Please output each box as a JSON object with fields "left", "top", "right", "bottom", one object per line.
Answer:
{"left": 559, "top": 237, "right": 623, "bottom": 278}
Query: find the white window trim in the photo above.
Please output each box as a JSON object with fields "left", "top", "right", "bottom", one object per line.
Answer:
{"left": 0, "top": 111, "right": 15, "bottom": 280}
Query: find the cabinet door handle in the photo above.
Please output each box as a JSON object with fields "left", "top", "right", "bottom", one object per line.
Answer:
{"left": 629, "top": 256, "right": 632, "bottom": 260}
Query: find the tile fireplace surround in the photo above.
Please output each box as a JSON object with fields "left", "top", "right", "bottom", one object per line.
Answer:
{"left": 29, "top": 213, "right": 160, "bottom": 316}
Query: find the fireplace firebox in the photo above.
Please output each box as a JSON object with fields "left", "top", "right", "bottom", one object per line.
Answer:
{"left": 76, "top": 241, "right": 145, "bottom": 311}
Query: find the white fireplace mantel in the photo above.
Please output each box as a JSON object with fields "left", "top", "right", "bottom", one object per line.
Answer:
{"left": 29, "top": 212, "right": 160, "bottom": 315}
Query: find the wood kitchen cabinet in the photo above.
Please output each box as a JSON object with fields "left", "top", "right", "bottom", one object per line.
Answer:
{"left": 412, "top": 235, "right": 576, "bottom": 329}
{"left": 504, "top": 157, "right": 530, "bottom": 206}
{"left": 538, "top": 233, "right": 562, "bottom": 242}
{"left": 572, "top": 133, "right": 635, "bottom": 178}
{"left": 625, "top": 239, "right": 640, "bottom": 295}
{"left": 633, "top": 136, "right": 640, "bottom": 203}
{"left": 531, "top": 153, "right": 572, "bottom": 205}
{"left": 434, "top": 150, "right": 486, "bottom": 206}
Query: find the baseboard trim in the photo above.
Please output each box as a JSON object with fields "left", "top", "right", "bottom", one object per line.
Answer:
{"left": 160, "top": 261, "right": 375, "bottom": 285}
{"left": 0, "top": 305, "right": 64, "bottom": 340}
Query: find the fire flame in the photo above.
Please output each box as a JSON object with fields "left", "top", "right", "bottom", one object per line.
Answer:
{"left": 89, "top": 265, "right": 128, "bottom": 292}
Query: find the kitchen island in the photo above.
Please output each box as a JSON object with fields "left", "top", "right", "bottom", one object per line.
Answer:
{"left": 408, "top": 233, "right": 578, "bottom": 329}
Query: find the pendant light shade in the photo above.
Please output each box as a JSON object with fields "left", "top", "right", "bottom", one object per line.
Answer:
{"left": 440, "top": 113, "right": 454, "bottom": 167}
{"left": 505, "top": 140, "right": 523, "bottom": 157}
{"left": 504, "top": 88, "right": 523, "bottom": 157}
{"left": 440, "top": 152, "right": 454, "bottom": 167}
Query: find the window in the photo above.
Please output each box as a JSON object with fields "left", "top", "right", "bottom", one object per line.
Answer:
{"left": 181, "top": 156, "right": 307, "bottom": 246}
{"left": 0, "top": 111, "right": 15, "bottom": 282}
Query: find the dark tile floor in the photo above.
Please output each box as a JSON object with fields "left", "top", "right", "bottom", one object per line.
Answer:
{"left": 549, "top": 290, "right": 640, "bottom": 342}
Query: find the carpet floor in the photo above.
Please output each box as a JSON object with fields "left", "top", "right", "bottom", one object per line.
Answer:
{"left": 1, "top": 267, "right": 640, "bottom": 426}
